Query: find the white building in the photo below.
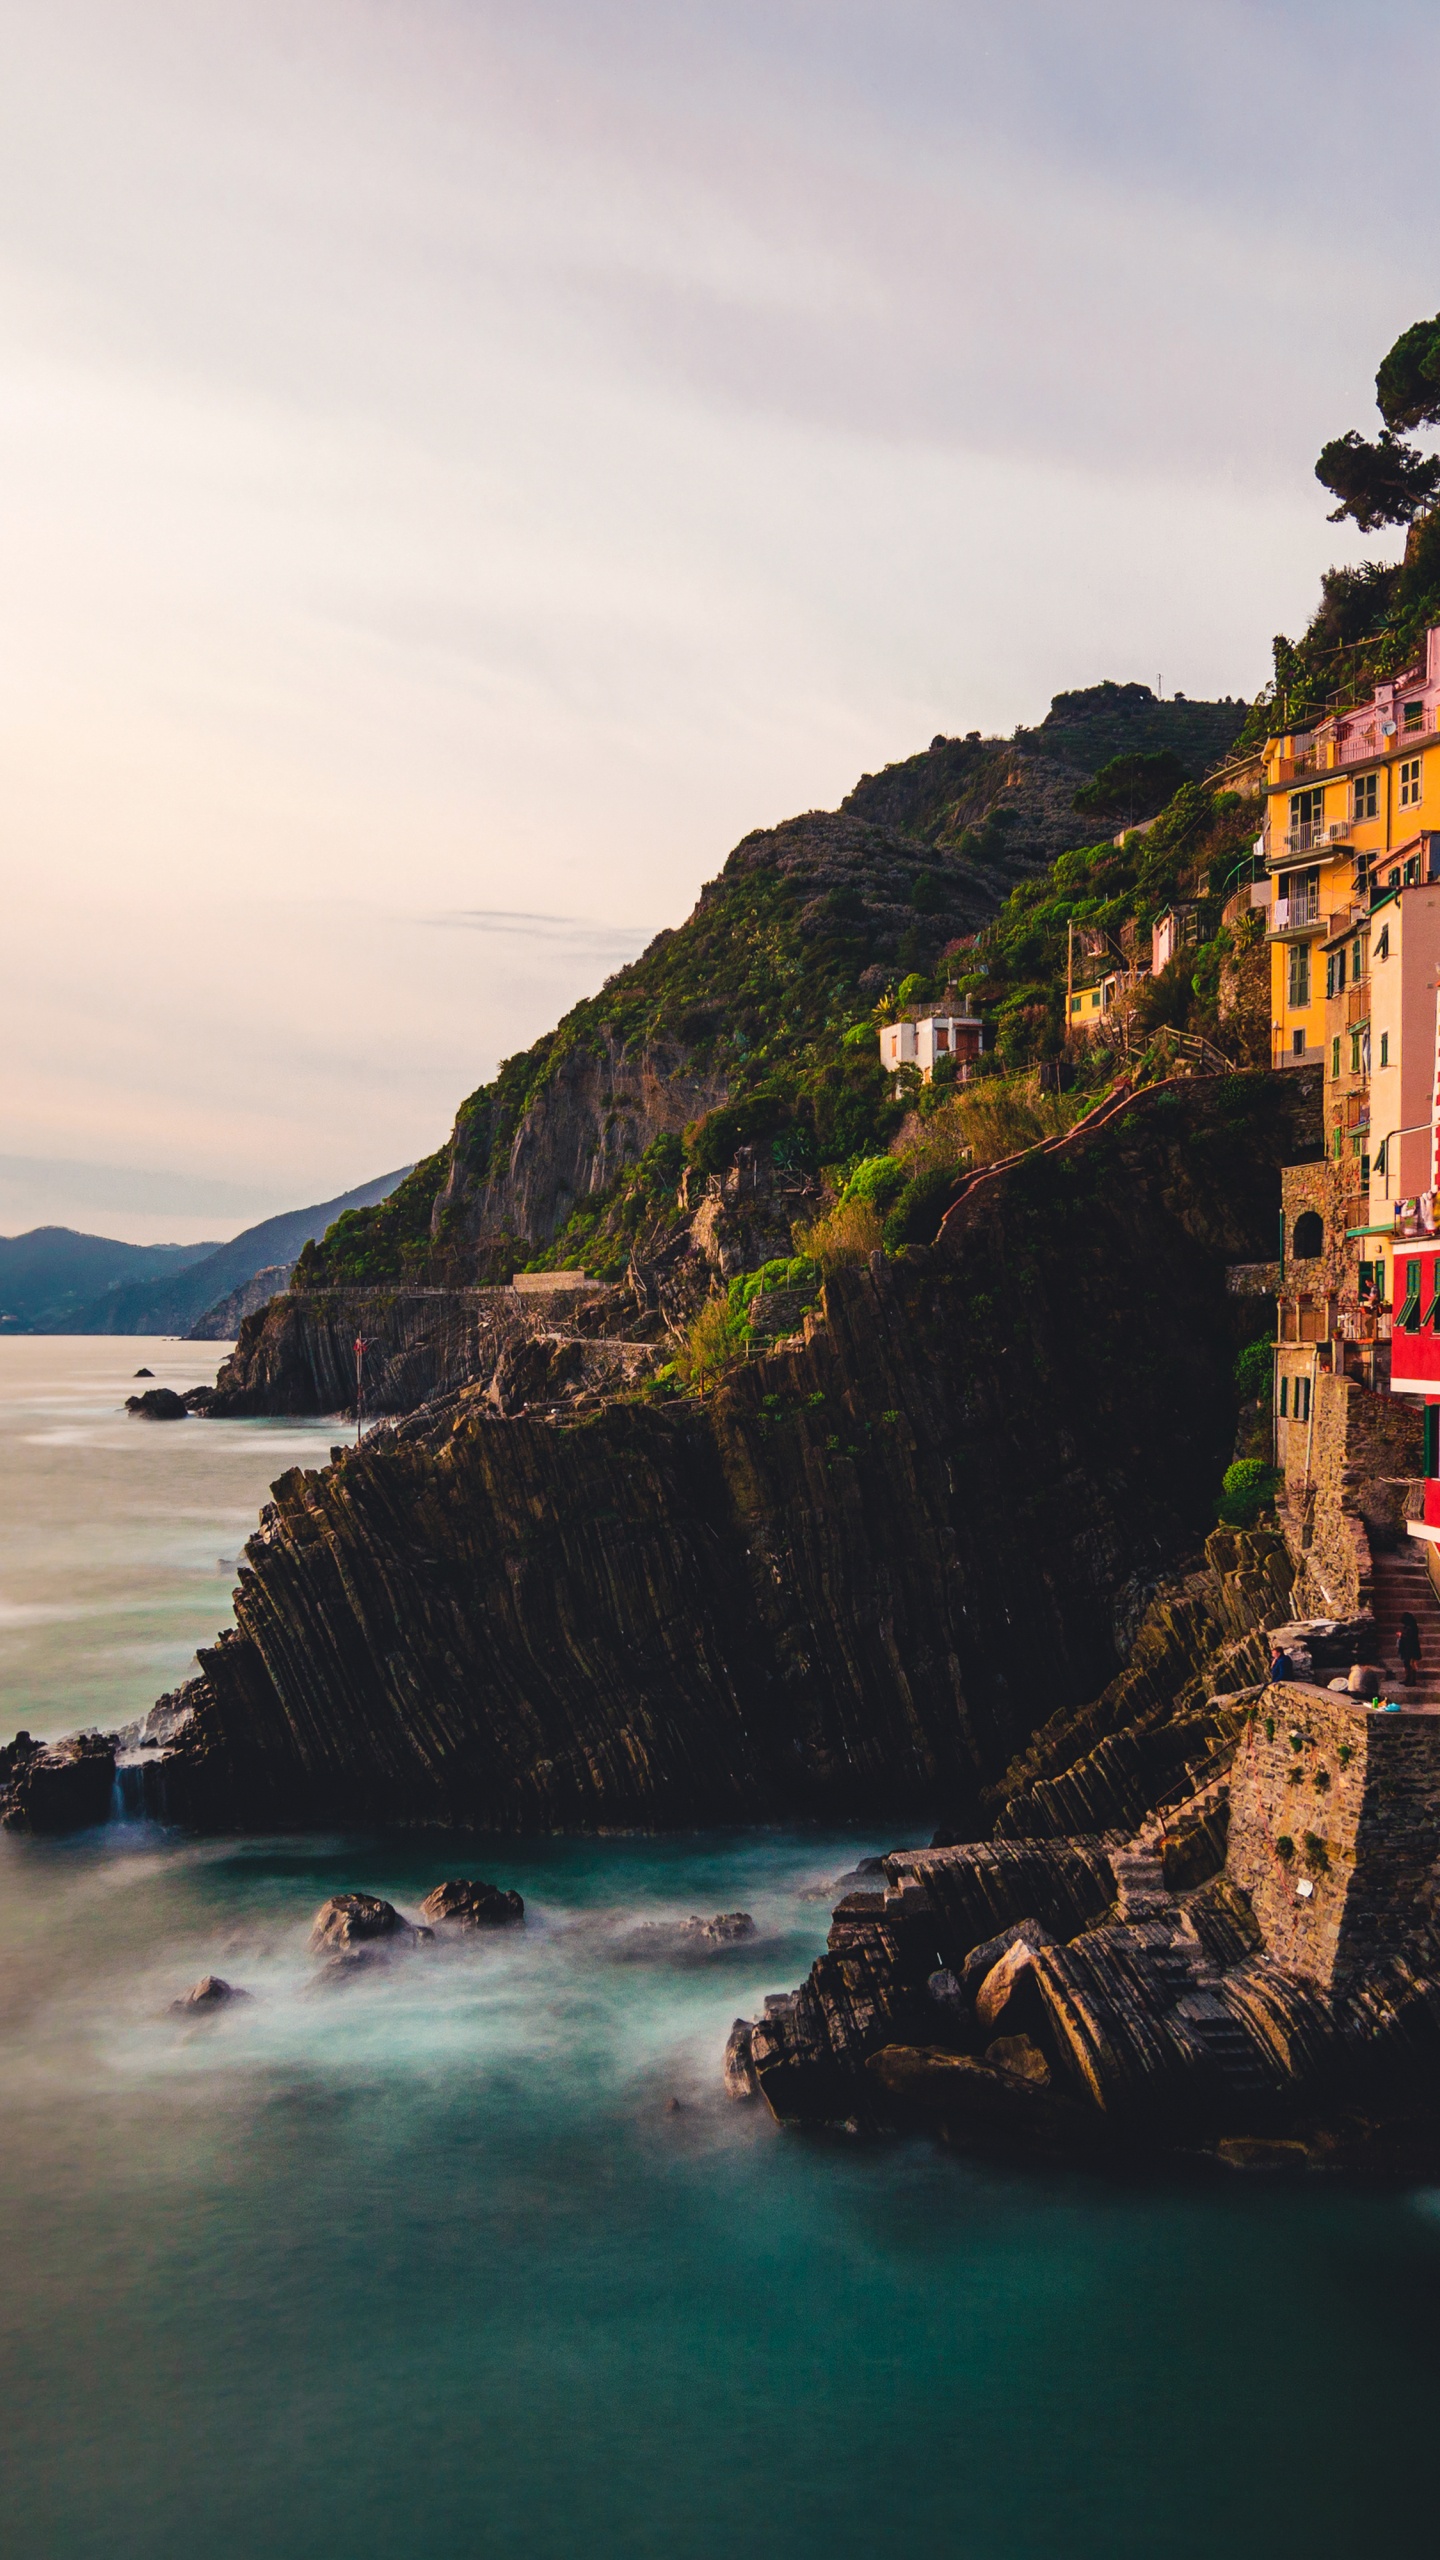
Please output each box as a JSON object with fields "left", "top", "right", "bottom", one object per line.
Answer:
{"left": 878, "top": 991, "right": 983, "bottom": 1085}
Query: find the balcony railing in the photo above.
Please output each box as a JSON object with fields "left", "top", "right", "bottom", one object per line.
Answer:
{"left": 1345, "top": 982, "right": 1370, "bottom": 1025}
{"left": 1285, "top": 820, "right": 1352, "bottom": 855}
{"left": 1269, "top": 894, "right": 1322, "bottom": 933}
{"left": 1336, "top": 1305, "right": 1392, "bottom": 1342}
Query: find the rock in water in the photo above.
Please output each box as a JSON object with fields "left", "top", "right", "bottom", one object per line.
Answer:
{"left": 308, "top": 1892, "right": 417, "bottom": 1953}
{"left": 2, "top": 1730, "right": 115, "bottom": 1832}
{"left": 170, "top": 1975, "right": 249, "bottom": 2012}
{"left": 723, "top": 2019, "right": 759, "bottom": 2099}
{"left": 133, "top": 1366, "right": 154, "bottom": 1378}
{"left": 680, "top": 1911, "right": 755, "bottom": 1944}
{"left": 419, "top": 1877, "right": 525, "bottom": 1929}
{"left": 124, "top": 1388, "right": 188, "bottom": 1421}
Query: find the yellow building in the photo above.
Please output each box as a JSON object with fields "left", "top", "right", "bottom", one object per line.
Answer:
{"left": 1261, "top": 628, "right": 1440, "bottom": 1076}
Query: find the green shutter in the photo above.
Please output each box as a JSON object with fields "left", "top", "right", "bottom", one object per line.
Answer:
{"left": 1401, "top": 1260, "right": 1423, "bottom": 1332}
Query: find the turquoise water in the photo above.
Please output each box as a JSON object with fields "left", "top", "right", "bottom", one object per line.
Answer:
{"left": 4, "top": 1348, "right": 1440, "bottom": 2556}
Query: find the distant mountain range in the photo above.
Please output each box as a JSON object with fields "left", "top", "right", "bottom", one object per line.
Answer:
{"left": 0, "top": 1169, "right": 412, "bottom": 1335}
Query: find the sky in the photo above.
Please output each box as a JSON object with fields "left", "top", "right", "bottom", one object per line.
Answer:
{"left": 3, "top": 0, "right": 1438, "bottom": 1242}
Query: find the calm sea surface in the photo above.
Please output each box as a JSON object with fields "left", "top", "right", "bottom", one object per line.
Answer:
{"left": 2, "top": 1338, "right": 1439, "bottom": 2558}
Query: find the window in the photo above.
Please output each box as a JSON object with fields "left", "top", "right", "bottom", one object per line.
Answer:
{"left": 1288, "top": 941, "right": 1311, "bottom": 1009}
{"left": 1400, "top": 756, "right": 1422, "bottom": 809}
{"left": 1326, "top": 953, "right": 1336, "bottom": 999}
{"left": 1377, "top": 924, "right": 1390, "bottom": 958}
{"left": 1350, "top": 1031, "right": 1362, "bottom": 1072}
{"left": 1290, "top": 786, "right": 1324, "bottom": 833}
{"left": 1354, "top": 772, "right": 1378, "bottom": 819}
{"left": 1331, "top": 1036, "right": 1341, "bottom": 1077}
{"left": 1293, "top": 1029, "right": 1306, "bottom": 1055}
{"left": 1405, "top": 699, "right": 1424, "bottom": 731}
{"left": 1401, "top": 1260, "right": 1423, "bottom": 1332}
{"left": 1380, "top": 1031, "right": 1390, "bottom": 1066}
{"left": 1352, "top": 935, "right": 1363, "bottom": 977}
{"left": 1090, "top": 989, "right": 1100, "bottom": 1009}
{"left": 1297, "top": 1376, "right": 1311, "bottom": 1423}
{"left": 1279, "top": 1376, "right": 1289, "bottom": 1418}
{"left": 1070, "top": 996, "right": 1081, "bottom": 1014}
{"left": 1406, "top": 854, "right": 1421, "bottom": 885}
{"left": 1427, "top": 1406, "right": 1440, "bottom": 1480}
{"left": 935, "top": 1025, "right": 949, "bottom": 1051}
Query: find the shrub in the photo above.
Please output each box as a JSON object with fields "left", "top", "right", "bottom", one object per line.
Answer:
{"left": 896, "top": 972, "right": 929, "bottom": 1004}
{"left": 842, "top": 1155, "right": 909, "bottom": 1213}
{"left": 673, "top": 1295, "right": 743, "bottom": 1393}
{"left": 882, "top": 1165, "right": 962, "bottom": 1251}
{"left": 1302, "top": 1832, "right": 1330, "bottom": 1873}
{"left": 1275, "top": 1835, "right": 1295, "bottom": 1861}
{"left": 1234, "top": 1338, "right": 1274, "bottom": 1402}
{"left": 797, "top": 1195, "right": 884, "bottom": 1271}
{"left": 1217, "top": 1458, "right": 1282, "bottom": 1528}
{"left": 684, "top": 1082, "right": 791, "bottom": 1177}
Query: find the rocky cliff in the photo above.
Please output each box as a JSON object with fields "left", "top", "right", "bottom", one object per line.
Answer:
{"left": 143, "top": 1069, "right": 1315, "bottom": 1835}
{"left": 292, "top": 683, "right": 1246, "bottom": 1297}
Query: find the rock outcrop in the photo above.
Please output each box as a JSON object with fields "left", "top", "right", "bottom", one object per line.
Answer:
{"left": 131, "top": 1073, "right": 1317, "bottom": 1837}
{"left": 1, "top": 1731, "right": 115, "bottom": 1831}
{"left": 728, "top": 1670, "right": 1440, "bottom": 2167}
{"left": 418, "top": 1877, "right": 524, "bottom": 1928}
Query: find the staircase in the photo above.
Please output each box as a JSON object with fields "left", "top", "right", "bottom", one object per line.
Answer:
{"left": 1366, "top": 1544, "right": 1440, "bottom": 1705}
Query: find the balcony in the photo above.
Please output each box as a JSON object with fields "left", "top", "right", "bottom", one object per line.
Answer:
{"left": 1284, "top": 819, "right": 1352, "bottom": 856}
{"left": 1269, "top": 894, "right": 1322, "bottom": 935}
{"left": 1336, "top": 1305, "right": 1393, "bottom": 1343}
{"left": 1345, "top": 982, "right": 1370, "bottom": 1026}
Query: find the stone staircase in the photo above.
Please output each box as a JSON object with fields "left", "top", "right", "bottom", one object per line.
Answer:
{"left": 1368, "top": 1545, "right": 1440, "bottom": 1704}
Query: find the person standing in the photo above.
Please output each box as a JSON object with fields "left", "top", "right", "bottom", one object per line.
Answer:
{"left": 1398, "top": 1613, "right": 1422, "bottom": 1687}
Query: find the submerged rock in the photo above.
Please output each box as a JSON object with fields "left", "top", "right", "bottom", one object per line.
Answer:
{"left": 682, "top": 1911, "right": 755, "bottom": 1945}
{"left": 2, "top": 1730, "right": 115, "bottom": 1832}
{"left": 308, "top": 1892, "right": 424, "bottom": 1954}
{"left": 419, "top": 1877, "right": 524, "bottom": 1929}
{"left": 170, "top": 1974, "right": 249, "bottom": 2013}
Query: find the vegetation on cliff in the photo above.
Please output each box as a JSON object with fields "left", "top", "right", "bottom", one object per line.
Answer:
{"left": 295, "top": 683, "right": 1246, "bottom": 1293}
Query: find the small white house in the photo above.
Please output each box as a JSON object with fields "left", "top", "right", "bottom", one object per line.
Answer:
{"left": 878, "top": 993, "right": 983, "bottom": 1085}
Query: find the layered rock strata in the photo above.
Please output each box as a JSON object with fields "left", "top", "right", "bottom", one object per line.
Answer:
{"left": 134, "top": 1074, "right": 1314, "bottom": 1834}
{"left": 729, "top": 1680, "right": 1440, "bottom": 2164}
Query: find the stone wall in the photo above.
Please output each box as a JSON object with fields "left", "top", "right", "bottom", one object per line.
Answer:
{"left": 1286, "top": 1373, "right": 1423, "bottom": 1616}
{"left": 1229, "top": 1682, "right": 1440, "bottom": 1987}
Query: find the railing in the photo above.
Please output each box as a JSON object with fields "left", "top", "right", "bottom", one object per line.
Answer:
{"left": 1336, "top": 1305, "right": 1393, "bottom": 1342}
{"left": 1284, "top": 820, "right": 1351, "bottom": 854}
{"left": 1334, "top": 703, "right": 1435, "bottom": 765}
{"left": 1269, "top": 895, "right": 1322, "bottom": 933}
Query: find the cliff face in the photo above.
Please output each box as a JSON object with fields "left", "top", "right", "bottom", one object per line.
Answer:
{"left": 152, "top": 1071, "right": 1315, "bottom": 1834}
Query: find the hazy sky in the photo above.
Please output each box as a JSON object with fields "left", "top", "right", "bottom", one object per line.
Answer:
{"left": 4, "top": 0, "right": 1436, "bottom": 1241}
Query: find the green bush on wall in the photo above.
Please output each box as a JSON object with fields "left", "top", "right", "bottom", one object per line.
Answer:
{"left": 1217, "top": 1457, "right": 1282, "bottom": 1528}
{"left": 1234, "top": 1338, "right": 1274, "bottom": 1403}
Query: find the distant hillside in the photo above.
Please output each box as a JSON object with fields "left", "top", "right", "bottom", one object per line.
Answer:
{"left": 297, "top": 680, "right": 1247, "bottom": 1291}
{"left": 25, "top": 1171, "right": 413, "bottom": 1334}
{"left": 0, "top": 1228, "right": 219, "bottom": 1330}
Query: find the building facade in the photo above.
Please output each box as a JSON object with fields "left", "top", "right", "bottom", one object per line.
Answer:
{"left": 877, "top": 990, "right": 983, "bottom": 1084}
{"left": 1260, "top": 628, "right": 1440, "bottom": 1074}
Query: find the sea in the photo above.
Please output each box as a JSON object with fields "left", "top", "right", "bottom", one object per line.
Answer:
{"left": 2, "top": 1335, "right": 1439, "bottom": 2558}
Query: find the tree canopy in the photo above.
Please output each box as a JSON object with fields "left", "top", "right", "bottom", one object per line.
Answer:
{"left": 1316, "top": 312, "right": 1440, "bottom": 530}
